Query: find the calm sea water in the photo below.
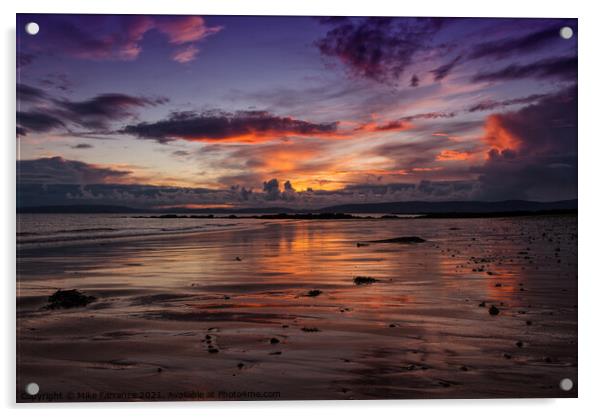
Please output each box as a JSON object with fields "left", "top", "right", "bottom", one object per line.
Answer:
{"left": 16, "top": 213, "right": 264, "bottom": 249}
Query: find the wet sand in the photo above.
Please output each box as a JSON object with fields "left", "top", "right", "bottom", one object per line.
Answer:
{"left": 16, "top": 215, "right": 578, "bottom": 401}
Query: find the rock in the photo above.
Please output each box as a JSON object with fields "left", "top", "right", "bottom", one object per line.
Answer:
{"left": 516, "top": 341, "right": 524, "bottom": 348}
{"left": 353, "top": 276, "right": 378, "bottom": 285}
{"left": 301, "top": 327, "right": 320, "bottom": 332}
{"left": 46, "top": 289, "right": 96, "bottom": 309}
{"left": 370, "top": 236, "right": 426, "bottom": 244}
{"left": 270, "top": 337, "right": 280, "bottom": 344}
{"left": 526, "top": 320, "right": 533, "bottom": 326}
{"left": 306, "top": 289, "right": 322, "bottom": 297}
{"left": 235, "top": 256, "right": 242, "bottom": 261}
{"left": 208, "top": 348, "right": 219, "bottom": 354}
{"left": 237, "top": 363, "right": 244, "bottom": 369}
{"left": 478, "top": 301, "right": 486, "bottom": 307}
{"left": 503, "top": 353, "right": 512, "bottom": 359}
{"left": 489, "top": 305, "right": 500, "bottom": 315}
{"left": 356, "top": 242, "right": 369, "bottom": 247}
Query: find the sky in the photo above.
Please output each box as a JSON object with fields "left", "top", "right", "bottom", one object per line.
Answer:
{"left": 16, "top": 14, "right": 578, "bottom": 209}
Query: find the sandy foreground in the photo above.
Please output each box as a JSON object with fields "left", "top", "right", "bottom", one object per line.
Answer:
{"left": 16, "top": 215, "right": 577, "bottom": 401}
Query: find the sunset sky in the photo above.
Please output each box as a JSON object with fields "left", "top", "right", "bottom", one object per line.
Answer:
{"left": 16, "top": 14, "right": 577, "bottom": 209}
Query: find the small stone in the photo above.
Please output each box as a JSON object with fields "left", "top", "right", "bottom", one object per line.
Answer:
{"left": 489, "top": 305, "right": 500, "bottom": 315}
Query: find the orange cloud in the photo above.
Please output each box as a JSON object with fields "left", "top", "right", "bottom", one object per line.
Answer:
{"left": 482, "top": 114, "right": 521, "bottom": 153}
{"left": 436, "top": 150, "right": 472, "bottom": 161}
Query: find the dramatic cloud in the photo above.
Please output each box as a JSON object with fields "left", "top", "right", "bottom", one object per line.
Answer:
{"left": 467, "top": 93, "right": 549, "bottom": 112}
{"left": 410, "top": 74, "right": 420, "bottom": 87}
{"left": 17, "top": 83, "right": 47, "bottom": 103}
{"left": 475, "top": 85, "right": 577, "bottom": 200}
{"left": 16, "top": 111, "right": 65, "bottom": 135}
{"left": 19, "top": 15, "right": 222, "bottom": 64}
{"left": 17, "top": 156, "right": 131, "bottom": 185}
{"left": 431, "top": 55, "right": 462, "bottom": 81}
{"left": 471, "top": 56, "right": 577, "bottom": 83}
{"left": 469, "top": 26, "right": 566, "bottom": 61}
{"left": 360, "top": 111, "right": 457, "bottom": 132}
{"left": 316, "top": 17, "right": 445, "bottom": 83}
{"left": 55, "top": 94, "right": 168, "bottom": 130}
{"left": 16, "top": 84, "right": 167, "bottom": 134}
{"left": 121, "top": 110, "right": 339, "bottom": 143}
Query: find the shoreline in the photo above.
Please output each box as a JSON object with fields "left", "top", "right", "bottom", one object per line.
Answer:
{"left": 17, "top": 211, "right": 577, "bottom": 252}
{"left": 17, "top": 215, "right": 578, "bottom": 400}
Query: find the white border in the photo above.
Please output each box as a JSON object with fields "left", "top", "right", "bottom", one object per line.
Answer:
{"left": 3, "top": 1, "right": 600, "bottom": 416}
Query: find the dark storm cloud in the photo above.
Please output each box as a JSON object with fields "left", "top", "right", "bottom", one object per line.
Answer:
{"left": 475, "top": 85, "right": 577, "bottom": 201}
{"left": 326, "top": 180, "right": 476, "bottom": 201}
{"left": 121, "top": 110, "right": 339, "bottom": 143}
{"left": 469, "top": 26, "right": 565, "bottom": 61}
{"left": 17, "top": 156, "right": 131, "bottom": 185}
{"left": 16, "top": 84, "right": 167, "bottom": 134}
{"left": 431, "top": 55, "right": 462, "bottom": 81}
{"left": 410, "top": 74, "right": 420, "bottom": 87}
{"left": 316, "top": 17, "right": 445, "bottom": 83}
{"left": 471, "top": 56, "right": 577, "bottom": 83}
{"left": 467, "top": 93, "right": 549, "bottom": 112}
{"left": 54, "top": 94, "right": 168, "bottom": 130}
{"left": 262, "top": 178, "right": 280, "bottom": 200}
{"left": 17, "top": 83, "right": 47, "bottom": 103}
{"left": 17, "top": 111, "right": 65, "bottom": 135}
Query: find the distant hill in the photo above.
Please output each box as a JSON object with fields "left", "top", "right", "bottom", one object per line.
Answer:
{"left": 318, "top": 199, "right": 578, "bottom": 214}
{"left": 17, "top": 205, "right": 148, "bottom": 214}
{"left": 17, "top": 199, "right": 577, "bottom": 214}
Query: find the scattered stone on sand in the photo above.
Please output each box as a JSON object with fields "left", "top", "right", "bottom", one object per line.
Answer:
{"left": 301, "top": 327, "right": 320, "bottom": 332}
{"left": 353, "top": 276, "right": 378, "bottom": 285}
{"left": 46, "top": 289, "right": 96, "bottom": 309}
{"left": 489, "top": 305, "right": 500, "bottom": 315}
{"left": 270, "top": 337, "right": 280, "bottom": 344}
{"left": 369, "top": 236, "right": 426, "bottom": 244}
{"left": 306, "top": 289, "right": 323, "bottom": 297}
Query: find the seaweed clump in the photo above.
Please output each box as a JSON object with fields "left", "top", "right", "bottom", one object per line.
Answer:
{"left": 46, "top": 289, "right": 96, "bottom": 309}
{"left": 353, "top": 276, "right": 378, "bottom": 285}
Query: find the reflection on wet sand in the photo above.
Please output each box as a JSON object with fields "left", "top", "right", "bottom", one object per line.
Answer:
{"left": 17, "top": 216, "right": 577, "bottom": 401}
